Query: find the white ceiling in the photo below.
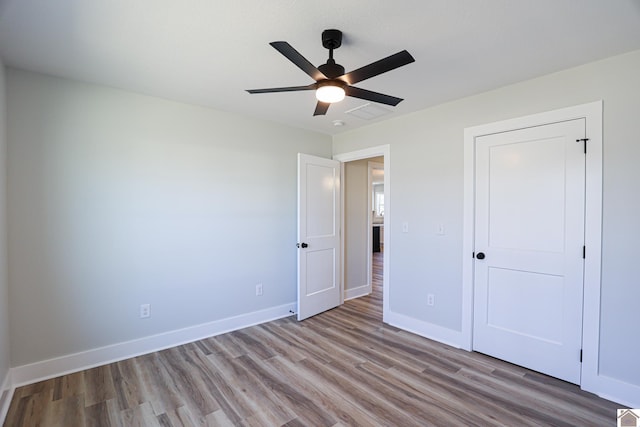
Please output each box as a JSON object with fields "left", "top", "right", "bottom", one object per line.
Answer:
{"left": 1, "top": 0, "right": 640, "bottom": 135}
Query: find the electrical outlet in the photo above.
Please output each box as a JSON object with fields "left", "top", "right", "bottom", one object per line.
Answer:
{"left": 427, "top": 294, "right": 435, "bottom": 306}
{"left": 140, "top": 304, "right": 150, "bottom": 318}
{"left": 256, "top": 283, "right": 263, "bottom": 296}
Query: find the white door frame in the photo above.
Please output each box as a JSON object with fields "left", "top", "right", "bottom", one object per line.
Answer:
{"left": 334, "top": 145, "right": 390, "bottom": 322}
{"left": 462, "top": 101, "right": 602, "bottom": 391}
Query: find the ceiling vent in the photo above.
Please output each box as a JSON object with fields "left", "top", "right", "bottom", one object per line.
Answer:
{"left": 345, "top": 103, "right": 392, "bottom": 120}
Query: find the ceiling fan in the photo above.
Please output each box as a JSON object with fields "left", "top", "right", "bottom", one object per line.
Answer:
{"left": 246, "top": 29, "right": 415, "bottom": 116}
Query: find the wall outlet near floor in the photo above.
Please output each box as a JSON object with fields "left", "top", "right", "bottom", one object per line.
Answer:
{"left": 427, "top": 294, "right": 435, "bottom": 306}
{"left": 140, "top": 303, "right": 150, "bottom": 318}
{"left": 256, "top": 283, "right": 263, "bottom": 296}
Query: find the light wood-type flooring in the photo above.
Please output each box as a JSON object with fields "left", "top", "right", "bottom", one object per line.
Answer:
{"left": 4, "top": 250, "right": 621, "bottom": 426}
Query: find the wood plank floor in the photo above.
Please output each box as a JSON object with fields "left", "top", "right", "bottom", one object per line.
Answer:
{"left": 4, "top": 250, "right": 621, "bottom": 426}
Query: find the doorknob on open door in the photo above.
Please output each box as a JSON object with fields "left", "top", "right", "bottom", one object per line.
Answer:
{"left": 297, "top": 243, "right": 308, "bottom": 248}
{"left": 476, "top": 252, "right": 485, "bottom": 260}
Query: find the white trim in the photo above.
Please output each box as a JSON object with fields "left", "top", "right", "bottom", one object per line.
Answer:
{"left": 338, "top": 161, "right": 346, "bottom": 306}
{"left": 0, "top": 370, "right": 10, "bottom": 396}
{"left": 386, "top": 311, "right": 463, "bottom": 349}
{"left": 461, "top": 122, "right": 476, "bottom": 351}
{"left": 334, "top": 145, "right": 390, "bottom": 322}
{"left": 10, "top": 303, "right": 295, "bottom": 387}
{"left": 0, "top": 370, "right": 13, "bottom": 424}
{"left": 463, "top": 101, "right": 613, "bottom": 395}
{"left": 592, "top": 375, "right": 640, "bottom": 409}
{"left": 579, "top": 103, "right": 605, "bottom": 396}
{"left": 344, "top": 283, "right": 372, "bottom": 301}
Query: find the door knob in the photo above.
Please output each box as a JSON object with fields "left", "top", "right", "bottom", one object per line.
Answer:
{"left": 297, "top": 242, "right": 308, "bottom": 248}
{"left": 476, "top": 252, "right": 485, "bottom": 260}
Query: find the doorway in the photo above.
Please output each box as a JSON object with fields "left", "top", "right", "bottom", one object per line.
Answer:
{"left": 334, "top": 145, "right": 390, "bottom": 323}
{"left": 342, "top": 157, "right": 384, "bottom": 304}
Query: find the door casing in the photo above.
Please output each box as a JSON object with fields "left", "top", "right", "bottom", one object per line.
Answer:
{"left": 462, "top": 101, "right": 603, "bottom": 391}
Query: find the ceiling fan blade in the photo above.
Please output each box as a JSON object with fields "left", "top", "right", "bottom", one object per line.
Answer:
{"left": 270, "top": 41, "right": 327, "bottom": 81}
{"left": 313, "top": 101, "right": 330, "bottom": 116}
{"left": 246, "top": 84, "right": 316, "bottom": 94}
{"left": 345, "top": 86, "right": 404, "bottom": 106}
{"left": 342, "top": 50, "right": 415, "bottom": 85}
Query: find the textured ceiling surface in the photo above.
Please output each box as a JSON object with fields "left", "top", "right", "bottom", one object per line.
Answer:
{"left": 1, "top": 0, "right": 640, "bottom": 135}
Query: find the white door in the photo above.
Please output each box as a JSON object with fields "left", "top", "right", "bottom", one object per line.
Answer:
{"left": 473, "top": 119, "right": 586, "bottom": 384}
{"left": 297, "top": 153, "right": 341, "bottom": 321}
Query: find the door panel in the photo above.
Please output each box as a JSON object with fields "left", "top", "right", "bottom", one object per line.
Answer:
{"left": 297, "top": 153, "right": 341, "bottom": 321}
{"left": 304, "top": 249, "right": 336, "bottom": 295}
{"left": 305, "top": 163, "right": 338, "bottom": 237}
{"left": 473, "top": 119, "right": 585, "bottom": 384}
{"left": 487, "top": 268, "right": 564, "bottom": 344}
{"left": 487, "top": 137, "right": 567, "bottom": 253}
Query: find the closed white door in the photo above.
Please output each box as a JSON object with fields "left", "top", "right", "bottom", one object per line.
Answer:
{"left": 297, "top": 153, "right": 341, "bottom": 321}
{"left": 473, "top": 119, "right": 586, "bottom": 384}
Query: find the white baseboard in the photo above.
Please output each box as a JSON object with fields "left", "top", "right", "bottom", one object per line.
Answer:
{"left": 385, "top": 310, "right": 463, "bottom": 349}
{"left": 387, "top": 311, "right": 636, "bottom": 408}
{"left": 0, "top": 369, "right": 13, "bottom": 425}
{"left": 344, "top": 284, "right": 371, "bottom": 301}
{"left": 6, "top": 301, "right": 637, "bottom": 417}
{"left": 584, "top": 373, "right": 640, "bottom": 409}
{"left": 10, "top": 302, "right": 296, "bottom": 388}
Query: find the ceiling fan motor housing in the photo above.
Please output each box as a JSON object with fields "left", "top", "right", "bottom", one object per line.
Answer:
{"left": 321, "top": 29, "right": 342, "bottom": 50}
{"left": 319, "top": 29, "right": 345, "bottom": 79}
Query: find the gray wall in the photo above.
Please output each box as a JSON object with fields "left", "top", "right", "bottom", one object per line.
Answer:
{"left": 4, "top": 49, "right": 639, "bottom": 402}
{"left": 334, "top": 49, "right": 640, "bottom": 388}
{"left": 0, "top": 60, "right": 11, "bottom": 395}
{"left": 344, "top": 159, "right": 369, "bottom": 291}
{"left": 6, "top": 69, "right": 332, "bottom": 366}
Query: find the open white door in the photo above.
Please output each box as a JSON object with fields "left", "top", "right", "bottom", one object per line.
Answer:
{"left": 297, "top": 153, "right": 341, "bottom": 321}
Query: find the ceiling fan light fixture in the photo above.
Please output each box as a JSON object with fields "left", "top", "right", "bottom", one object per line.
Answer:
{"left": 246, "top": 30, "right": 415, "bottom": 116}
{"left": 315, "top": 81, "right": 346, "bottom": 103}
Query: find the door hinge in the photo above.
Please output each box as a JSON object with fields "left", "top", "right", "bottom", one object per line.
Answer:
{"left": 580, "top": 349, "right": 583, "bottom": 363}
{"left": 583, "top": 246, "right": 586, "bottom": 259}
{"left": 577, "top": 138, "right": 589, "bottom": 154}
